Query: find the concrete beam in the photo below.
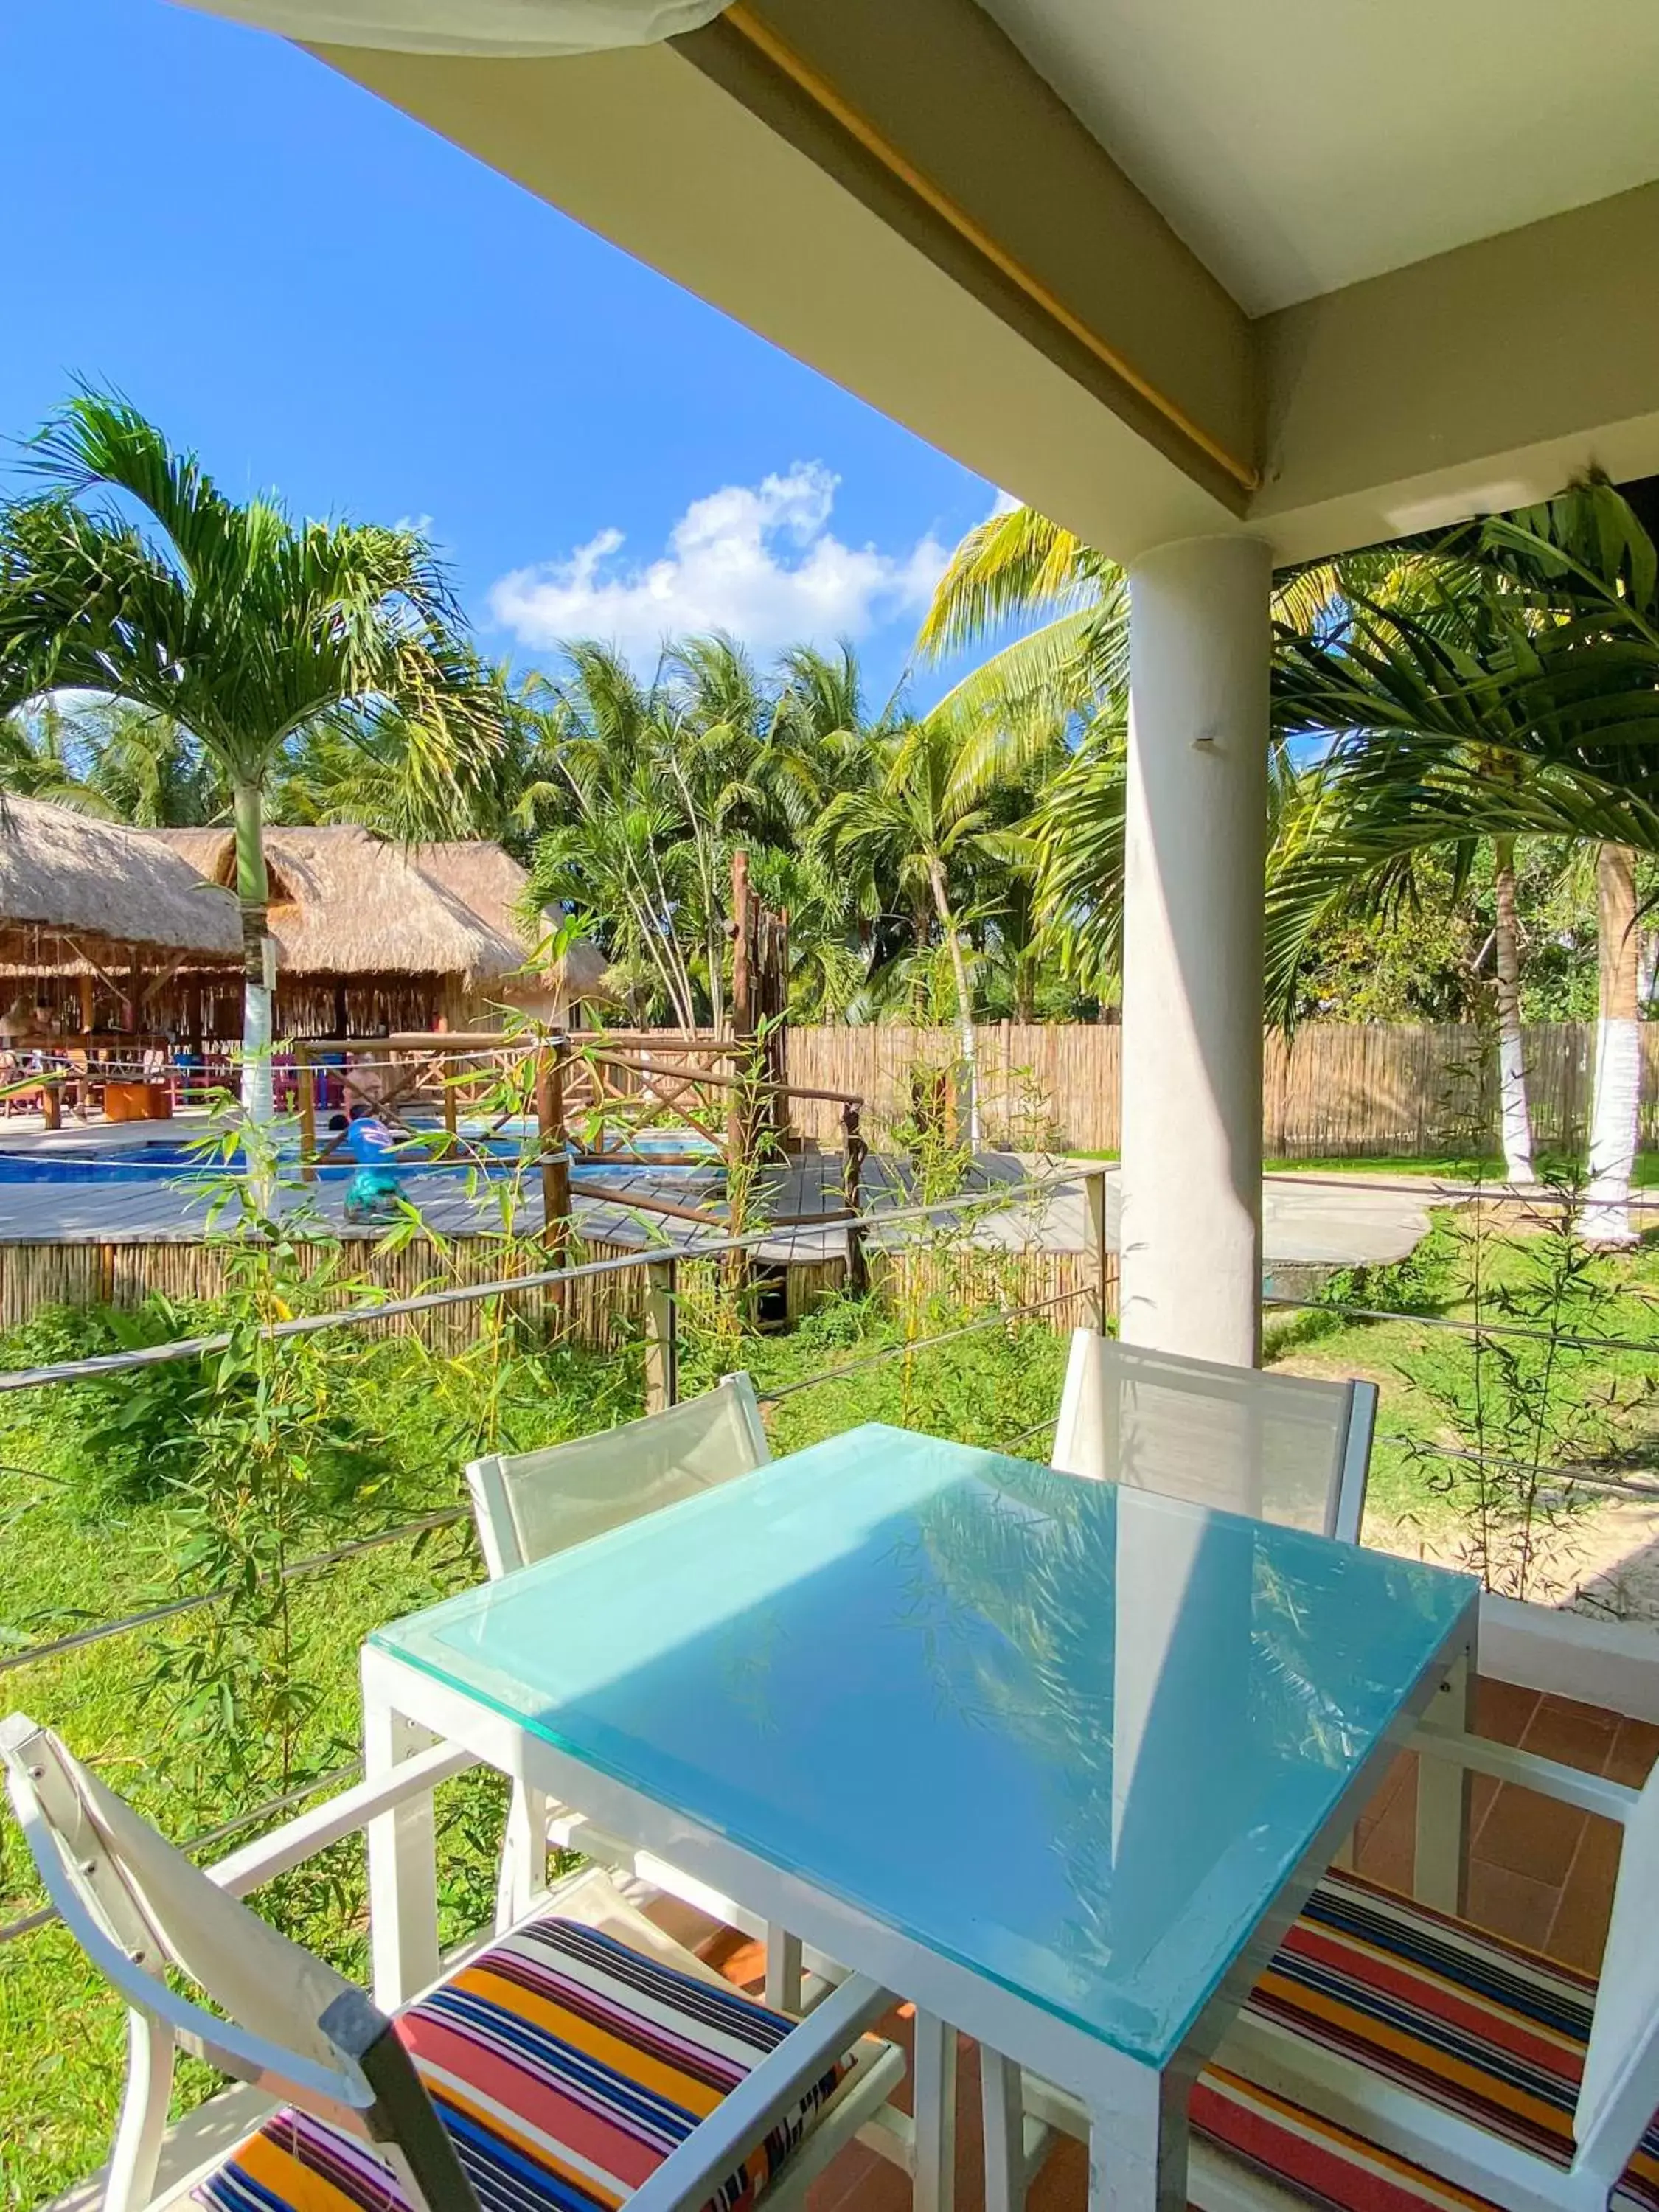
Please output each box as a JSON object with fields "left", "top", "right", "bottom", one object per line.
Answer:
{"left": 319, "top": 17, "right": 1659, "bottom": 567}
{"left": 1256, "top": 178, "right": 1659, "bottom": 560}
{"left": 313, "top": 17, "right": 1250, "bottom": 564}
{"left": 680, "top": 0, "right": 1256, "bottom": 506}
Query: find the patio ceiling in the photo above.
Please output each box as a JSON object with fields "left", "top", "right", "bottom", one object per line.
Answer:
{"left": 316, "top": 0, "right": 1659, "bottom": 561}
{"left": 975, "top": 0, "right": 1659, "bottom": 316}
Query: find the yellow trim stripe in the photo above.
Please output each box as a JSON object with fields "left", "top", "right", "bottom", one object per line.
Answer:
{"left": 718, "top": 3, "right": 1261, "bottom": 495}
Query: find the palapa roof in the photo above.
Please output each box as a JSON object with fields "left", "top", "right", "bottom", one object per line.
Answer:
{"left": 414, "top": 841, "right": 617, "bottom": 1003}
{"left": 414, "top": 842, "right": 543, "bottom": 953}
{"left": 0, "top": 797, "right": 242, "bottom": 967}
{"left": 148, "top": 825, "right": 538, "bottom": 983}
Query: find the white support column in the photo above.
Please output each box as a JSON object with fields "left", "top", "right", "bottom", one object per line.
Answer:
{"left": 1119, "top": 534, "right": 1272, "bottom": 1368}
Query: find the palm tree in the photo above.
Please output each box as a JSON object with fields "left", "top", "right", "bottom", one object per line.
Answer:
{"left": 915, "top": 504, "right": 1127, "bottom": 737}
{"left": 819, "top": 717, "right": 1007, "bottom": 1147}
{"left": 0, "top": 697, "right": 114, "bottom": 813}
{"left": 1270, "top": 486, "right": 1659, "bottom": 1231}
{"left": 1267, "top": 580, "right": 1585, "bottom": 1184}
{"left": 81, "top": 700, "right": 223, "bottom": 827}
{"left": 1473, "top": 479, "right": 1659, "bottom": 1237}
{"left": 0, "top": 393, "right": 503, "bottom": 1117}
{"left": 521, "top": 643, "right": 726, "bottom": 1030}
{"left": 1490, "top": 835, "right": 1535, "bottom": 1182}
{"left": 521, "top": 634, "right": 905, "bottom": 1030}
{"left": 1590, "top": 841, "right": 1643, "bottom": 1241}
{"left": 280, "top": 661, "right": 558, "bottom": 858}
{"left": 921, "top": 497, "right": 1659, "bottom": 1193}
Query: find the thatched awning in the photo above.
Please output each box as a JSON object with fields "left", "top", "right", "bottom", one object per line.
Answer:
{"left": 0, "top": 797, "right": 242, "bottom": 970}
{"left": 148, "top": 824, "right": 535, "bottom": 983}
{"left": 414, "top": 841, "right": 540, "bottom": 951}
{"left": 414, "top": 841, "right": 621, "bottom": 1006}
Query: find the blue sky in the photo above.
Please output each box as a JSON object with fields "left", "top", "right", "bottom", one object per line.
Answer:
{"left": 0, "top": 0, "right": 997, "bottom": 706}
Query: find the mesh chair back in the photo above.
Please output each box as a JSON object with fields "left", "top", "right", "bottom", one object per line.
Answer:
{"left": 1051, "top": 1330, "right": 1375, "bottom": 1542}
{"left": 0, "top": 1714, "right": 364, "bottom": 2104}
{"left": 467, "top": 1371, "right": 770, "bottom": 1577}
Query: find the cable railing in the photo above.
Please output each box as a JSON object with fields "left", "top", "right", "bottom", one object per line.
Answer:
{"left": 0, "top": 1172, "right": 1098, "bottom": 1952}
{"left": 1263, "top": 1293, "right": 1659, "bottom": 1359}
{"left": 0, "top": 1164, "right": 1103, "bottom": 1389}
{"left": 3, "top": 1150, "right": 1657, "bottom": 1955}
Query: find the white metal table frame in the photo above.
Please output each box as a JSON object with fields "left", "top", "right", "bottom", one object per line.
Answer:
{"left": 361, "top": 1579, "right": 1477, "bottom": 2212}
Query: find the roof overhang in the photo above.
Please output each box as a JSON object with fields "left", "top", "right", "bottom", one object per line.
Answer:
{"left": 313, "top": 0, "right": 1659, "bottom": 565}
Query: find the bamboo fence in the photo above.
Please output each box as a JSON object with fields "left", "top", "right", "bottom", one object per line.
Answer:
{"left": 784, "top": 1021, "right": 1659, "bottom": 1159}
{"left": 0, "top": 1228, "right": 1111, "bottom": 1341}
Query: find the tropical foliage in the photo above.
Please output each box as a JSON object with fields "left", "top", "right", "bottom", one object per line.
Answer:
{"left": 0, "top": 392, "right": 506, "bottom": 1115}
{"left": 6, "top": 394, "right": 1659, "bottom": 1207}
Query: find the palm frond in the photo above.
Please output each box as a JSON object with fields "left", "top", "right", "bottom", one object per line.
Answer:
{"left": 916, "top": 505, "right": 1113, "bottom": 662}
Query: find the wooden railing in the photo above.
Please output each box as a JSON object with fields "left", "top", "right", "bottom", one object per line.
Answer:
{"left": 288, "top": 1032, "right": 868, "bottom": 1270}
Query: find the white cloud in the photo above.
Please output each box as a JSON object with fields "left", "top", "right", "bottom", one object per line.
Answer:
{"left": 487, "top": 463, "right": 949, "bottom": 663}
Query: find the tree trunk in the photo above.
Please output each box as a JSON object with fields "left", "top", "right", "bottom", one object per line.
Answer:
{"left": 1585, "top": 841, "right": 1641, "bottom": 1245}
{"left": 1492, "top": 838, "right": 1534, "bottom": 1186}
{"left": 233, "top": 780, "right": 274, "bottom": 1124}
{"left": 928, "top": 859, "right": 982, "bottom": 1151}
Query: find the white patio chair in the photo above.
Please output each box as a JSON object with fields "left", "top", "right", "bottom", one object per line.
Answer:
{"left": 464, "top": 1374, "right": 793, "bottom": 1969}
{"left": 465, "top": 1370, "right": 771, "bottom": 1579}
{"left": 465, "top": 1380, "right": 958, "bottom": 2197}
{"left": 1, "top": 1710, "right": 904, "bottom": 2212}
{"left": 978, "top": 1719, "right": 1659, "bottom": 2212}
{"left": 1051, "top": 1327, "right": 1379, "bottom": 1543}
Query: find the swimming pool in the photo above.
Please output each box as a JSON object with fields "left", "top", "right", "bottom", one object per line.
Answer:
{"left": 0, "top": 1129, "right": 722, "bottom": 1186}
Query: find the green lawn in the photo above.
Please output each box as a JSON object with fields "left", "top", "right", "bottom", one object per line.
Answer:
{"left": 1262, "top": 1208, "right": 1659, "bottom": 1549}
{"left": 1070, "top": 1148, "right": 1659, "bottom": 1186}
{"left": 0, "top": 1289, "right": 1068, "bottom": 2210}
{"left": 1267, "top": 1152, "right": 1659, "bottom": 1186}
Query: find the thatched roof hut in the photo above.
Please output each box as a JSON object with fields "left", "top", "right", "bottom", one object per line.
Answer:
{"left": 139, "top": 824, "right": 620, "bottom": 1040}
{"left": 150, "top": 826, "right": 531, "bottom": 984}
{"left": 0, "top": 807, "right": 616, "bottom": 1041}
{"left": 414, "top": 841, "right": 618, "bottom": 1008}
{"left": 0, "top": 797, "right": 241, "bottom": 971}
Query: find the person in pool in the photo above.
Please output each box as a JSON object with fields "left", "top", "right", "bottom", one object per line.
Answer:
{"left": 335, "top": 1101, "right": 403, "bottom": 1222}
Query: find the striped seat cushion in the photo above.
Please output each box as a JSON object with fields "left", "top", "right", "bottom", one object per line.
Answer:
{"left": 1189, "top": 1868, "right": 1659, "bottom": 2211}
{"left": 195, "top": 1913, "right": 842, "bottom": 2212}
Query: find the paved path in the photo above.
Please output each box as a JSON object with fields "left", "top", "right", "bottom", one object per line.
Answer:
{"left": 0, "top": 1133, "right": 1436, "bottom": 1271}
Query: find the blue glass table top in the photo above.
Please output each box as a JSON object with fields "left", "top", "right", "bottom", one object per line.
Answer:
{"left": 372, "top": 1423, "right": 1476, "bottom": 2066}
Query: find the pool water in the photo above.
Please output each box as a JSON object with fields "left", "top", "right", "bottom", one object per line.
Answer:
{"left": 0, "top": 1129, "right": 722, "bottom": 1187}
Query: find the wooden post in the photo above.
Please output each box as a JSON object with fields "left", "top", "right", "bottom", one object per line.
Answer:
{"left": 731, "top": 848, "right": 753, "bottom": 1039}
{"left": 441, "top": 1054, "right": 459, "bottom": 1151}
{"left": 843, "top": 1099, "right": 869, "bottom": 1295}
{"left": 1085, "top": 1166, "right": 1110, "bottom": 1335}
{"left": 296, "top": 1043, "right": 317, "bottom": 1183}
{"left": 77, "top": 973, "right": 94, "bottom": 1034}
{"left": 41, "top": 1075, "right": 60, "bottom": 1132}
{"left": 727, "top": 849, "right": 754, "bottom": 1178}
{"left": 644, "top": 1257, "right": 678, "bottom": 1413}
{"left": 535, "top": 1043, "right": 573, "bottom": 1323}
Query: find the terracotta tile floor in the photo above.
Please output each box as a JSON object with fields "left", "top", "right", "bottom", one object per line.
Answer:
{"left": 680, "top": 1680, "right": 1656, "bottom": 2212}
